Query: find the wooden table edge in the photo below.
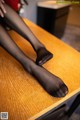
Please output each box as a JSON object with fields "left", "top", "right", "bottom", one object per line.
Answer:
{"left": 28, "top": 88, "right": 80, "bottom": 120}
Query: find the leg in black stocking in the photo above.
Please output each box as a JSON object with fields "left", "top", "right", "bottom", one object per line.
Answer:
{"left": 0, "top": 25, "right": 68, "bottom": 97}
{"left": 3, "top": 3, "right": 53, "bottom": 65}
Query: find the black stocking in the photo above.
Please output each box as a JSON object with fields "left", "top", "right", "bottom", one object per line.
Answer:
{"left": 3, "top": 3, "right": 53, "bottom": 65}
{"left": 0, "top": 25, "right": 68, "bottom": 97}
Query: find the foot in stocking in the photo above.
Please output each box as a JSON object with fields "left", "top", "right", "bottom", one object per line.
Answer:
{"left": 24, "top": 63, "right": 68, "bottom": 97}
{"left": 3, "top": 3, "right": 53, "bottom": 65}
{"left": 36, "top": 47, "right": 53, "bottom": 65}
{"left": 0, "top": 25, "right": 68, "bottom": 97}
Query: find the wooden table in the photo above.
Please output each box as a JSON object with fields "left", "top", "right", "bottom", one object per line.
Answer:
{"left": 0, "top": 19, "right": 80, "bottom": 120}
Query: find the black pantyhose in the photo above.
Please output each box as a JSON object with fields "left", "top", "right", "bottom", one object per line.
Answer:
{"left": 0, "top": 25, "right": 68, "bottom": 97}
{"left": 3, "top": 3, "right": 53, "bottom": 65}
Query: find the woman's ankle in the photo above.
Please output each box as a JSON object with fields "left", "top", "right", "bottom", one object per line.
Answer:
{"left": 22, "top": 59, "right": 36, "bottom": 74}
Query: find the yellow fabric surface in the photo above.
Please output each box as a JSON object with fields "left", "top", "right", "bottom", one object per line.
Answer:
{"left": 0, "top": 19, "right": 80, "bottom": 120}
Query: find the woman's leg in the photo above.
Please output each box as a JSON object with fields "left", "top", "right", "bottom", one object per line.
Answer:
{"left": 0, "top": 24, "right": 68, "bottom": 97}
{"left": 3, "top": 3, "right": 53, "bottom": 66}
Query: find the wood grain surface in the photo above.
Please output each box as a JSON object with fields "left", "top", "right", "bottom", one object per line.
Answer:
{"left": 0, "top": 19, "right": 80, "bottom": 120}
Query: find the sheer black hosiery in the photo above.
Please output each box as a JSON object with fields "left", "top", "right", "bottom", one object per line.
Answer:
{"left": 0, "top": 24, "right": 68, "bottom": 97}
{"left": 2, "top": 3, "right": 53, "bottom": 65}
